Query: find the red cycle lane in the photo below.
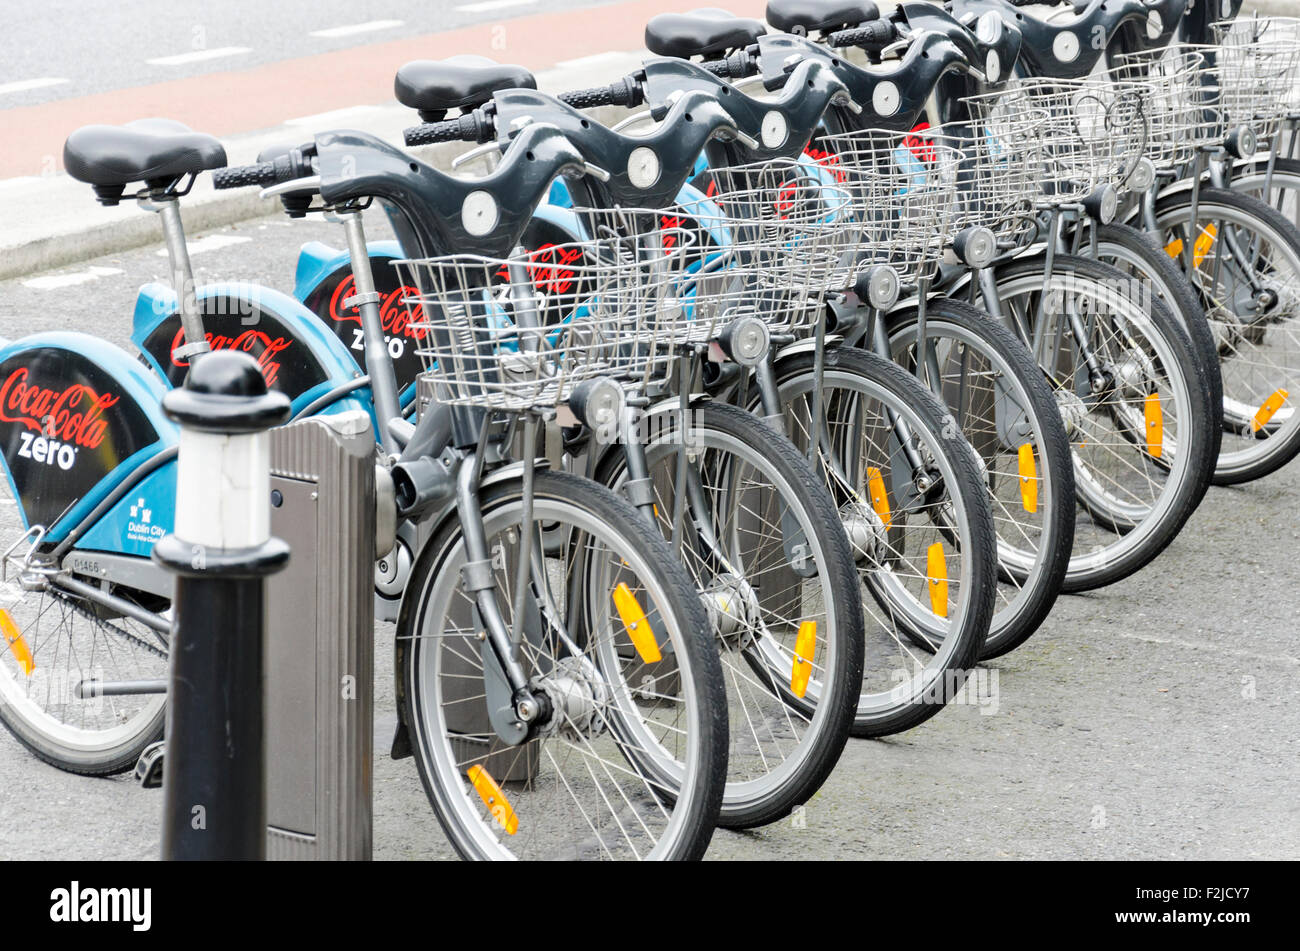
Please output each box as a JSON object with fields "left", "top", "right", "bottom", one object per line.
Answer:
{"left": 0, "top": 0, "right": 767, "bottom": 179}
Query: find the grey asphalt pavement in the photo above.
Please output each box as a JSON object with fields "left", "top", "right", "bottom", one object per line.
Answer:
{"left": 0, "top": 211, "right": 1296, "bottom": 860}
{"left": 3, "top": 0, "right": 611, "bottom": 108}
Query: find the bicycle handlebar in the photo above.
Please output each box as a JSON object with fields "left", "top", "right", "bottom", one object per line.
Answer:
{"left": 826, "top": 19, "right": 898, "bottom": 51}
{"left": 212, "top": 162, "right": 277, "bottom": 189}
{"left": 557, "top": 76, "right": 644, "bottom": 109}
{"left": 213, "top": 149, "right": 315, "bottom": 190}
{"left": 404, "top": 112, "right": 490, "bottom": 147}
{"left": 700, "top": 50, "right": 759, "bottom": 80}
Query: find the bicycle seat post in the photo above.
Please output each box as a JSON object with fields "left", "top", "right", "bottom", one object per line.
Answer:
{"left": 146, "top": 191, "right": 211, "bottom": 363}
{"left": 333, "top": 208, "right": 403, "bottom": 456}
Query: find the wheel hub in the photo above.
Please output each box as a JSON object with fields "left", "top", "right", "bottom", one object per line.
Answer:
{"left": 534, "top": 657, "right": 606, "bottom": 740}
{"left": 841, "top": 501, "right": 888, "bottom": 566}
{"left": 701, "top": 573, "right": 760, "bottom": 646}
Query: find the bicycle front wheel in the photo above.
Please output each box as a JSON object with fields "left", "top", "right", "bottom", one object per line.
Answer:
{"left": 883, "top": 298, "right": 1075, "bottom": 660}
{"left": 760, "top": 346, "right": 998, "bottom": 737}
{"left": 397, "top": 470, "right": 727, "bottom": 860}
{"left": 593, "top": 402, "right": 864, "bottom": 829}
{"left": 1153, "top": 187, "right": 1300, "bottom": 483}
{"left": 991, "top": 254, "right": 1216, "bottom": 591}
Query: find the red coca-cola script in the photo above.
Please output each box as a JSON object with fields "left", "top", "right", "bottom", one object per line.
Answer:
{"left": 328, "top": 276, "right": 426, "bottom": 340}
{"left": 494, "top": 243, "right": 585, "bottom": 296}
{"left": 170, "top": 328, "right": 293, "bottom": 386}
{"left": 904, "top": 122, "right": 937, "bottom": 165}
{"left": 0, "top": 368, "right": 118, "bottom": 449}
{"left": 803, "top": 147, "right": 847, "bottom": 184}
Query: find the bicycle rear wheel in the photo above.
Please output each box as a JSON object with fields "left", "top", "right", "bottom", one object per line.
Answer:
{"left": 0, "top": 487, "right": 168, "bottom": 775}
{"left": 397, "top": 470, "right": 727, "bottom": 860}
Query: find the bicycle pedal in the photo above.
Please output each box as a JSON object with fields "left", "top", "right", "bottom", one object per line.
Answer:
{"left": 135, "top": 741, "right": 165, "bottom": 789}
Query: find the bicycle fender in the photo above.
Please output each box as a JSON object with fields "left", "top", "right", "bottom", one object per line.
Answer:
{"left": 131, "top": 281, "right": 374, "bottom": 424}
{"left": 0, "top": 332, "right": 176, "bottom": 543}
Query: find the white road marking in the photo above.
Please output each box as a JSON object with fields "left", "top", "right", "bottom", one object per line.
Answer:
{"left": 285, "top": 104, "right": 383, "bottom": 127}
{"left": 555, "top": 51, "right": 638, "bottom": 70}
{"left": 146, "top": 47, "right": 252, "bottom": 67}
{"left": 455, "top": 0, "right": 536, "bottom": 12}
{"left": 155, "top": 234, "right": 250, "bottom": 257}
{"left": 0, "top": 177, "right": 41, "bottom": 191}
{"left": 310, "top": 19, "right": 404, "bottom": 38}
{"left": 23, "top": 266, "right": 123, "bottom": 290}
{"left": 0, "top": 77, "right": 69, "bottom": 96}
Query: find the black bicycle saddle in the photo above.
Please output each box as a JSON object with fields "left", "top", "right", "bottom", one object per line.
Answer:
{"left": 766, "top": 0, "right": 879, "bottom": 34}
{"left": 949, "top": 0, "right": 1147, "bottom": 78}
{"left": 644, "top": 7, "right": 768, "bottom": 57}
{"left": 394, "top": 55, "right": 537, "bottom": 121}
{"left": 64, "top": 119, "right": 227, "bottom": 203}
{"left": 489, "top": 88, "right": 741, "bottom": 207}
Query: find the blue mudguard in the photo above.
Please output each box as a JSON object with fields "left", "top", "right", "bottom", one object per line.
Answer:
{"left": 0, "top": 332, "right": 177, "bottom": 548}
{"left": 130, "top": 281, "right": 374, "bottom": 428}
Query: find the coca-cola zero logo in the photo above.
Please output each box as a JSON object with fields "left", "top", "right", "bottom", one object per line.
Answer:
{"left": 327, "top": 275, "right": 426, "bottom": 341}
{"left": 169, "top": 327, "right": 293, "bottom": 387}
{"left": 0, "top": 367, "right": 117, "bottom": 457}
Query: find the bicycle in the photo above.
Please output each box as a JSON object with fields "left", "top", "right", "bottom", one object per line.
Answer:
{"left": 403, "top": 78, "right": 869, "bottom": 829}
{"left": 5, "top": 118, "right": 733, "bottom": 861}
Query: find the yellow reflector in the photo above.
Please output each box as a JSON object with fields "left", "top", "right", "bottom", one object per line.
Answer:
{"left": 1164, "top": 223, "right": 1217, "bottom": 268}
{"left": 926, "top": 543, "right": 949, "bottom": 618}
{"left": 613, "top": 582, "right": 662, "bottom": 663}
{"left": 790, "top": 621, "right": 816, "bottom": 698}
{"left": 0, "top": 609, "right": 33, "bottom": 676}
{"left": 867, "top": 466, "right": 892, "bottom": 528}
{"left": 1017, "top": 444, "right": 1038, "bottom": 514}
{"left": 1144, "top": 392, "right": 1163, "bottom": 458}
{"left": 1251, "top": 388, "right": 1289, "bottom": 433}
{"left": 466, "top": 765, "right": 518, "bottom": 835}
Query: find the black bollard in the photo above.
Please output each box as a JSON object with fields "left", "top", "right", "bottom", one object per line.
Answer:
{"left": 152, "top": 351, "right": 290, "bottom": 861}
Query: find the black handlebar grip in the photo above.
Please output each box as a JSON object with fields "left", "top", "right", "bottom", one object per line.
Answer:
{"left": 701, "top": 50, "right": 757, "bottom": 80}
{"left": 404, "top": 113, "right": 487, "bottom": 147}
{"left": 559, "top": 77, "right": 645, "bottom": 110}
{"left": 212, "top": 162, "right": 278, "bottom": 190}
{"left": 827, "top": 19, "right": 898, "bottom": 51}
{"left": 560, "top": 86, "right": 615, "bottom": 109}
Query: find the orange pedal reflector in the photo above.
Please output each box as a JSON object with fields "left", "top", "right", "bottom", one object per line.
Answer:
{"left": 0, "top": 609, "right": 33, "bottom": 676}
{"left": 867, "top": 466, "right": 892, "bottom": 528}
{"left": 1251, "top": 388, "right": 1289, "bottom": 433}
{"left": 613, "top": 582, "right": 662, "bottom": 663}
{"left": 1144, "top": 393, "right": 1163, "bottom": 458}
{"left": 926, "top": 543, "right": 949, "bottom": 618}
{"left": 790, "top": 621, "right": 817, "bottom": 698}
{"left": 1017, "top": 444, "right": 1038, "bottom": 514}
{"left": 466, "top": 765, "right": 518, "bottom": 835}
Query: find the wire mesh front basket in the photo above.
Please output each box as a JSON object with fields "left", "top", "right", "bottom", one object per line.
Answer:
{"left": 1209, "top": 17, "right": 1300, "bottom": 139}
{"left": 1106, "top": 46, "right": 1216, "bottom": 171}
{"left": 806, "top": 127, "right": 961, "bottom": 285}
{"left": 396, "top": 228, "right": 698, "bottom": 412}
{"left": 1010, "top": 76, "right": 1149, "bottom": 198}
{"left": 676, "top": 158, "right": 859, "bottom": 330}
{"left": 914, "top": 87, "right": 1048, "bottom": 249}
